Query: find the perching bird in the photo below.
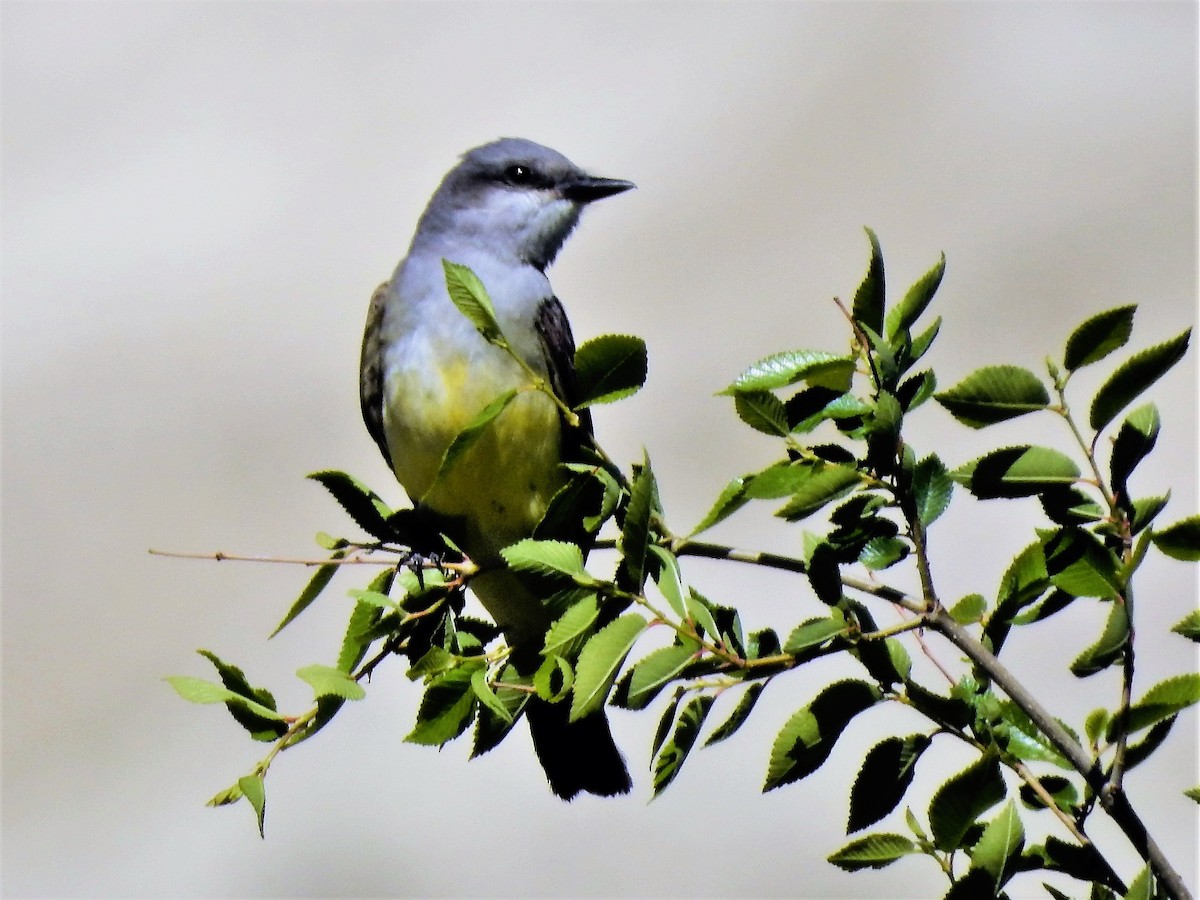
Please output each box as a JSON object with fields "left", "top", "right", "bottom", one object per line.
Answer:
{"left": 359, "top": 138, "right": 635, "bottom": 798}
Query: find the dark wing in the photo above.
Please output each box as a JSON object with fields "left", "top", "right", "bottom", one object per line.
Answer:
{"left": 534, "top": 295, "right": 594, "bottom": 461}
{"left": 359, "top": 281, "right": 393, "bottom": 469}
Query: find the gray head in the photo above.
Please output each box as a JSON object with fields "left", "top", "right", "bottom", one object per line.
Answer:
{"left": 411, "top": 138, "right": 634, "bottom": 270}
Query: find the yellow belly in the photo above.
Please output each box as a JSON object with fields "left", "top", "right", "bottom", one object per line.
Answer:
{"left": 383, "top": 353, "right": 564, "bottom": 563}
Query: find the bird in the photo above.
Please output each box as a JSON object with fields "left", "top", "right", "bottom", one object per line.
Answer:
{"left": 359, "top": 138, "right": 635, "bottom": 799}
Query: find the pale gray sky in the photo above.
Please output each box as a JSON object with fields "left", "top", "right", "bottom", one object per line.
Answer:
{"left": 3, "top": 2, "right": 1196, "bottom": 897}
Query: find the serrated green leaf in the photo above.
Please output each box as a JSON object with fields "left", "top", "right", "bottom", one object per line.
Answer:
{"left": 652, "top": 695, "right": 715, "bottom": 797}
{"left": 1064, "top": 305, "right": 1137, "bottom": 371}
{"left": 206, "top": 781, "right": 244, "bottom": 807}
{"left": 471, "top": 665, "right": 530, "bottom": 757}
{"left": 1151, "top": 516, "right": 1200, "bottom": 561}
{"left": 1124, "top": 716, "right": 1176, "bottom": 772}
{"left": 935, "top": 365, "right": 1050, "bottom": 428}
{"left": 271, "top": 554, "right": 344, "bottom": 637}
{"left": 885, "top": 251, "right": 945, "bottom": 340}
{"left": 164, "top": 676, "right": 285, "bottom": 722}
{"left": 1185, "top": 786, "right": 1200, "bottom": 803}
{"left": 683, "top": 588, "right": 721, "bottom": 642}
{"left": 1171, "top": 609, "right": 1200, "bottom": 642}
{"left": 955, "top": 445, "right": 1080, "bottom": 499}
{"left": 405, "top": 645, "right": 457, "bottom": 680}
{"left": 626, "top": 644, "right": 697, "bottom": 706}
{"left": 469, "top": 669, "right": 513, "bottom": 725}
{"left": 704, "top": 682, "right": 766, "bottom": 747}
{"left": 949, "top": 593, "right": 987, "bottom": 624}
{"left": 970, "top": 801, "right": 1024, "bottom": 891}
{"left": 405, "top": 668, "right": 476, "bottom": 745}
{"left": 1043, "top": 527, "right": 1121, "bottom": 599}
{"left": 1090, "top": 329, "right": 1191, "bottom": 432}
{"left": 532, "top": 655, "right": 574, "bottom": 702}
{"left": 193, "top": 650, "right": 286, "bottom": 741}
{"left": 784, "top": 613, "right": 849, "bottom": 654}
{"left": 1130, "top": 494, "right": 1170, "bottom": 535}
{"left": 1018, "top": 774, "right": 1080, "bottom": 813}
{"left": 847, "top": 734, "right": 932, "bottom": 833}
{"left": 722, "top": 350, "right": 855, "bottom": 395}
{"left": 765, "top": 679, "right": 881, "bottom": 791}
{"left": 570, "top": 613, "right": 646, "bottom": 722}
{"left": 1085, "top": 708, "right": 1111, "bottom": 746}
{"left": 851, "top": 226, "right": 885, "bottom": 336}
{"left": 1122, "top": 865, "right": 1153, "bottom": 900}
{"left": 618, "top": 454, "right": 657, "bottom": 592}
{"left": 1110, "top": 403, "right": 1159, "bottom": 499}
{"left": 775, "top": 463, "right": 862, "bottom": 521}
{"left": 734, "top": 390, "right": 790, "bottom": 436}
{"left": 689, "top": 476, "right": 749, "bottom": 536}
{"left": 500, "top": 539, "right": 593, "bottom": 583}
{"left": 430, "top": 389, "right": 519, "bottom": 488}
{"left": 307, "top": 470, "right": 396, "bottom": 541}
{"left": 541, "top": 593, "right": 600, "bottom": 658}
{"left": 1116, "top": 673, "right": 1200, "bottom": 736}
{"left": 859, "top": 535, "right": 909, "bottom": 570}
{"left": 1070, "top": 602, "right": 1130, "bottom": 678}
{"left": 648, "top": 544, "right": 688, "bottom": 619}
{"left": 651, "top": 688, "right": 685, "bottom": 759}
{"left": 827, "top": 833, "right": 918, "bottom": 871}
{"left": 928, "top": 753, "right": 1005, "bottom": 851}
{"left": 238, "top": 774, "right": 266, "bottom": 838}
{"left": 296, "top": 664, "right": 365, "bottom": 701}
{"left": 909, "top": 317, "right": 942, "bottom": 367}
{"left": 994, "top": 701, "right": 1071, "bottom": 768}
{"left": 912, "top": 454, "right": 953, "bottom": 527}
{"left": 443, "top": 259, "right": 502, "bottom": 340}
{"left": 574, "top": 334, "right": 648, "bottom": 407}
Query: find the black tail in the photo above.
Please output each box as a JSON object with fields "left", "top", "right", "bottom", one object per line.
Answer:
{"left": 525, "top": 698, "right": 632, "bottom": 800}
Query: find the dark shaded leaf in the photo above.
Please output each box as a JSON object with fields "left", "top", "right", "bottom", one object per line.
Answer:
{"left": 1070, "top": 602, "right": 1130, "bottom": 678}
{"left": 885, "top": 251, "right": 945, "bottom": 340}
{"left": 704, "top": 682, "right": 767, "bottom": 747}
{"left": 847, "top": 734, "right": 932, "bottom": 833}
{"left": 851, "top": 226, "right": 885, "bottom": 336}
{"left": 928, "top": 753, "right": 1005, "bottom": 851}
{"left": 1089, "top": 329, "right": 1191, "bottom": 432}
{"left": 1043, "top": 527, "right": 1121, "bottom": 599}
{"left": 935, "top": 366, "right": 1050, "bottom": 428}
{"left": 652, "top": 695, "right": 714, "bottom": 796}
{"left": 1114, "top": 673, "right": 1200, "bottom": 736}
{"left": 271, "top": 553, "right": 344, "bottom": 638}
{"left": 307, "top": 470, "right": 396, "bottom": 541}
{"left": 1109, "top": 403, "right": 1159, "bottom": 502}
{"left": 954, "top": 445, "right": 1080, "bottom": 499}
{"left": 1151, "top": 516, "right": 1200, "bottom": 561}
{"left": 774, "top": 463, "right": 862, "bottom": 521}
{"left": 765, "top": 680, "right": 881, "bottom": 791}
{"left": 1064, "top": 305, "right": 1137, "bottom": 371}
{"left": 405, "top": 668, "right": 476, "bottom": 745}
{"left": 617, "top": 455, "right": 657, "bottom": 592}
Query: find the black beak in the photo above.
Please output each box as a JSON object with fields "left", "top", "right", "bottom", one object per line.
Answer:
{"left": 561, "top": 175, "right": 636, "bottom": 203}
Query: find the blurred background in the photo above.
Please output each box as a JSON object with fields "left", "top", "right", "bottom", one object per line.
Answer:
{"left": 3, "top": 3, "right": 1196, "bottom": 897}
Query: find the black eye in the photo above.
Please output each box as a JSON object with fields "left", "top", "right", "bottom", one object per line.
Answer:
{"left": 503, "top": 164, "right": 534, "bottom": 186}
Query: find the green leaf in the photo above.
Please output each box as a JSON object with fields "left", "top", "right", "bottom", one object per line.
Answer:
{"left": 1185, "top": 786, "right": 1200, "bottom": 804}
{"left": 1122, "top": 865, "right": 1153, "bottom": 900}
{"left": 827, "top": 833, "right": 918, "bottom": 872}
{"left": 935, "top": 365, "right": 1050, "bottom": 428}
{"left": 500, "top": 539, "right": 593, "bottom": 584}
{"left": 193, "top": 650, "right": 287, "bottom": 741}
{"left": 851, "top": 226, "right": 885, "bottom": 336}
{"left": 1018, "top": 775, "right": 1080, "bottom": 813}
{"left": 954, "top": 445, "right": 1080, "bottom": 499}
{"left": 1064, "top": 305, "right": 1137, "bottom": 371}
{"left": 1089, "top": 329, "right": 1191, "bottom": 432}
{"left": 541, "top": 593, "right": 600, "bottom": 658}
{"left": 271, "top": 554, "right": 344, "bottom": 637}
{"left": 912, "top": 455, "right": 953, "bottom": 527}
{"left": 734, "top": 390, "right": 790, "bottom": 436}
{"left": 885, "top": 251, "right": 945, "bottom": 340}
{"left": 405, "top": 645, "right": 457, "bottom": 680}
{"left": 405, "top": 668, "right": 476, "bottom": 745}
{"left": 765, "top": 680, "right": 881, "bottom": 791}
{"left": 652, "top": 695, "right": 715, "bottom": 797}
{"left": 1070, "top": 602, "right": 1129, "bottom": 678}
{"left": 618, "top": 454, "right": 657, "bottom": 592}
{"left": 238, "top": 774, "right": 267, "bottom": 839}
{"left": 532, "top": 655, "right": 574, "bottom": 702}
{"left": 774, "top": 463, "right": 862, "bottom": 521}
{"left": 1123, "top": 717, "right": 1176, "bottom": 772}
{"left": 648, "top": 544, "right": 688, "bottom": 619}
{"left": 470, "top": 669, "right": 513, "bottom": 725}
{"left": 970, "top": 801, "right": 1024, "bottom": 891}
{"left": 569, "top": 613, "right": 647, "bottom": 722}
{"left": 296, "top": 664, "right": 366, "bottom": 701}
{"left": 1171, "top": 610, "right": 1200, "bottom": 642}
{"left": 1151, "top": 516, "right": 1200, "bottom": 561}
{"left": 949, "top": 593, "right": 987, "bottom": 625}
{"left": 651, "top": 689, "right": 685, "bottom": 759}
{"left": 574, "top": 334, "right": 648, "bottom": 407}
{"left": 689, "top": 476, "right": 749, "bottom": 536}
{"left": 625, "top": 644, "right": 697, "bottom": 707}
{"left": 928, "top": 753, "right": 1005, "bottom": 851}
{"left": 1043, "top": 527, "right": 1121, "bottom": 599}
{"left": 993, "top": 701, "right": 1071, "bottom": 769}
{"left": 442, "top": 259, "right": 502, "bottom": 341}
{"left": 858, "top": 536, "right": 909, "bottom": 570}
{"left": 704, "top": 682, "right": 766, "bottom": 747}
{"left": 1117, "top": 673, "right": 1200, "bottom": 736}
{"left": 847, "top": 734, "right": 932, "bottom": 833}
{"left": 205, "top": 782, "right": 244, "bottom": 807}
{"left": 722, "top": 350, "right": 855, "bottom": 395}
{"left": 431, "top": 389, "right": 519, "bottom": 487}
{"left": 784, "top": 612, "right": 850, "bottom": 654}
{"left": 307, "top": 470, "right": 395, "bottom": 541}
{"left": 472, "top": 665, "right": 530, "bottom": 757}
{"left": 164, "top": 675, "right": 285, "bottom": 723}
{"left": 1109, "top": 403, "right": 1159, "bottom": 498}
